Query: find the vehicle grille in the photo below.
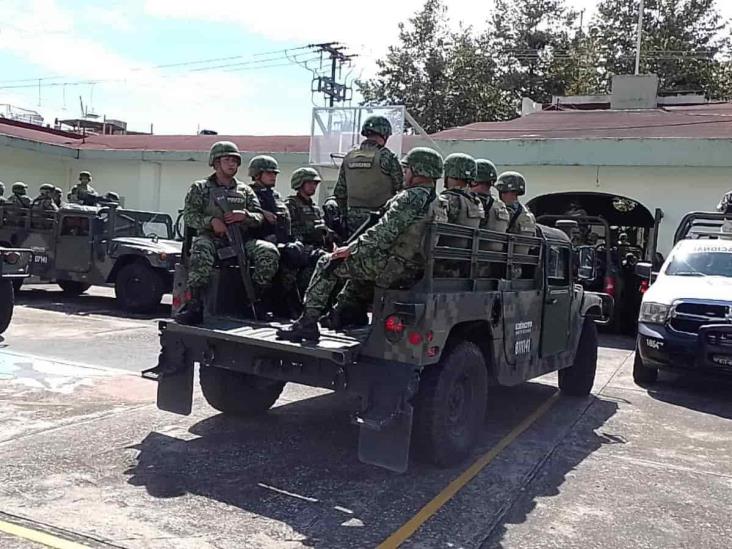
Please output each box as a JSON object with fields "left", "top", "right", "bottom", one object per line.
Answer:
{"left": 668, "top": 301, "right": 732, "bottom": 335}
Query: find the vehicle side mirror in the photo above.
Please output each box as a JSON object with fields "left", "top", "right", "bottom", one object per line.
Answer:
{"left": 635, "top": 262, "right": 652, "bottom": 279}
{"left": 576, "top": 246, "right": 596, "bottom": 281}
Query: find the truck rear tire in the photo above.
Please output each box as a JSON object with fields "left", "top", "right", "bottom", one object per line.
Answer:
{"left": 632, "top": 347, "right": 658, "bottom": 384}
{"left": 200, "top": 367, "right": 285, "bottom": 416}
{"left": 58, "top": 280, "right": 91, "bottom": 295}
{"left": 115, "top": 262, "right": 164, "bottom": 313}
{"left": 412, "top": 341, "right": 488, "bottom": 468}
{"left": 559, "top": 318, "right": 598, "bottom": 396}
{"left": 0, "top": 279, "right": 15, "bottom": 334}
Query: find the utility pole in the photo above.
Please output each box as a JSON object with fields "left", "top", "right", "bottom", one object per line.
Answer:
{"left": 308, "top": 42, "right": 357, "bottom": 106}
{"left": 634, "top": 0, "right": 645, "bottom": 74}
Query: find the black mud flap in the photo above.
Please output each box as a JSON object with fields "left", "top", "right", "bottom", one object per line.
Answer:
{"left": 357, "top": 404, "right": 413, "bottom": 474}
{"left": 156, "top": 363, "right": 194, "bottom": 415}
{"left": 148, "top": 342, "right": 195, "bottom": 416}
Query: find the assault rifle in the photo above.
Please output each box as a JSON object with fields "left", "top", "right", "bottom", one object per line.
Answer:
{"left": 213, "top": 190, "right": 258, "bottom": 319}
{"left": 321, "top": 208, "right": 384, "bottom": 275}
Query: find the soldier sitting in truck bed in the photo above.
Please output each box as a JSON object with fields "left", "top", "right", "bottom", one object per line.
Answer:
{"left": 277, "top": 146, "right": 447, "bottom": 342}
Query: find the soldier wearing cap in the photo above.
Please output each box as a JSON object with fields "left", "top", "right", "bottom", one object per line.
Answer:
{"left": 174, "top": 141, "right": 280, "bottom": 325}
{"left": 69, "top": 171, "right": 100, "bottom": 206}
{"left": 334, "top": 115, "right": 403, "bottom": 237}
{"left": 277, "top": 147, "right": 448, "bottom": 342}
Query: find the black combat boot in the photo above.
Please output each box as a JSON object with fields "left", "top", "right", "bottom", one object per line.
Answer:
{"left": 174, "top": 288, "right": 203, "bottom": 325}
{"left": 276, "top": 310, "right": 321, "bottom": 342}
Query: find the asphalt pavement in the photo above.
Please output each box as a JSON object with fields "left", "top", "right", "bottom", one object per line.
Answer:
{"left": 0, "top": 285, "right": 729, "bottom": 548}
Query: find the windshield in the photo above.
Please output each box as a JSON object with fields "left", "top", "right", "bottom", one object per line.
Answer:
{"left": 665, "top": 249, "right": 732, "bottom": 277}
{"left": 110, "top": 210, "right": 174, "bottom": 239}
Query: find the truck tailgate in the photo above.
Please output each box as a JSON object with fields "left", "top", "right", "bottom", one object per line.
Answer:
{"left": 159, "top": 318, "right": 368, "bottom": 366}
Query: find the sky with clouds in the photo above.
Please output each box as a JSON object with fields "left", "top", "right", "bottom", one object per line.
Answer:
{"left": 0, "top": 0, "right": 730, "bottom": 135}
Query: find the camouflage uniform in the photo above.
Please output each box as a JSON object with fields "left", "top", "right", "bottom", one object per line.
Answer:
{"left": 69, "top": 172, "right": 100, "bottom": 206}
{"left": 53, "top": 187, "right": 64, "bottom": 209}
{"left": 496, "top": 172, "right": 537, "bottom": 259}
{"left": 31, "top": 184, "right": 59, "bottom": 212}
{"left": 183, "top": 174, "right": 279, "bottom": 291}
{"left": 250, "top": 182, "right": 291, "bottom": 244}
{"left": 334, "top": 116, "right": 403, "bottom": 236}
{"left": 472, "top": 159, "right": 509, "bottom": 235}
{"left": 277, "top": 147, "right": 446, "bottom": 341}
{"left": 441, "top": 154, "right": 484, "bottom": 262}
{"left": 7, "top": 182, "right": 31, "bottom": 208}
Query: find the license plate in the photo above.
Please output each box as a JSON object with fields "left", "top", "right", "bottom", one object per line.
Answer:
{"left": 711, "top": 354, "right": 732, "bottom": 367}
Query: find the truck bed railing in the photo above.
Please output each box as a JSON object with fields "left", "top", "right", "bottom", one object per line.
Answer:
{"left": 674, "top": 212, "right": 732, "bottom": 244}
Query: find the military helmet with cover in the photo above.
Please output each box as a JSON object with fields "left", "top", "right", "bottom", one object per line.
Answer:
{"left": 208, "top": 141, "right": 241, "bottom": 167}
{"left": 495, "top": 171, "right": 526, "bottom": 196}
{"left": 39, "top": 183, "right": 55, "bottom": 193}
{"left": 78, "top": 170, "right": 92, "bottom": 181}
{"left": 361, "top": 115, "right": 392, "bottom": 139}
{"left": 401, "top": 147, "right": 443, "bottom": 179}
{"left": 474, "top": 159, "right": 498, "bottom": 185}
{"left": 12, "top": 182, "right": 27, "bottom": 195}
{"left": 443, "top": 153, "right": 477, "bottom": 181}
{"left": 247, "top": 155, "right": 280, "bottom": 178}
{"left": 105, "top": 191, "right": 120, "bottom": 201}
{"left": 290, "top": 167, "right": 322, "bottom": 190}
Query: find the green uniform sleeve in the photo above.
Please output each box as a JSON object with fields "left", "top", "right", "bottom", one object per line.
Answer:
{"left": 380, "top": 149, "right": 404, "bottom": 194}
{"left": 354, "top": 188, "right": 429, "bottom": 254}
{"left": 182, "top": 182, "right": 212, "bottom": 231}
{"left": 334, "top": 163, "right": 347, "bottom": 212}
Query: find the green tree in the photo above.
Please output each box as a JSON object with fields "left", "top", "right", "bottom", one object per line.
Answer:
{"left": 484, "top": 0, "right": 580, "bottom": 104}
{"left": 591, "top": 0, "right": 731, "bottom": 96}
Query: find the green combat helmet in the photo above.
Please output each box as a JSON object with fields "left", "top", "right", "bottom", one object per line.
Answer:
{"left": 444, "top": 153, "right": 477, "bottom": 182}
{"left": 401, "top": 147, "right": 444, "bottom": 180}
{"left": 105, "top": 192, "right": 120, "bottom": 202}
{"left": 12, "top": 182, "right": 27, "bottom": 195}
{"left": 39, "top": 183, "right": 55, "bottom": 194}
{"left": 475, "top": 159, "right": 498, "bottom": 185}
{"left": 495, "top": 171, "right": 526, "bottom": 196}
{"left": 79, "top": 170, "right": 92, "bottom": 181}
{"left": 290, "top": 167, "right": 322, "bottom": 190}
{"left": 208, "top": 141, "right": 241, "bottom": 167}
{"left": 248, "top": 155, "right": 280, "bottom": 178}
{"left": 361, "top": 115, "right": 392, "bottom": 139}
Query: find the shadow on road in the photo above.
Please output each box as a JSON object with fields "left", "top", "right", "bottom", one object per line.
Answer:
{"left": 125, "top": 381, "right": 617, "bottom": 547}
{"left": 482, "top": 396, "right": 620, "bottom": 548}
{"left": 642, "top": 373, "right": 732, "bottom": 421}
{"left": 597, "top": 333, "right": 635, "bottom": 351}
{"left": 15, "top": 287, "right": 170, "bottom": 320}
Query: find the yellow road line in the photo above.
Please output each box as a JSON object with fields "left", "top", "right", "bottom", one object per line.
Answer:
{"left": 0, "top": 519, "right": 93, "bottom": 549}
{"left": 378, "top": 391, "right": 560, "bottom": 548}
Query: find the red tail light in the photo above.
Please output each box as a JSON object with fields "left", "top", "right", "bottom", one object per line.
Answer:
{"left": 384, "top": 315, "right": 405, "bottom": 334}
{"left": 603, "top": 276, "right": 616, "bottom": 297}
{"left": 408, "top": 331, "right": 423, "bottom": 345}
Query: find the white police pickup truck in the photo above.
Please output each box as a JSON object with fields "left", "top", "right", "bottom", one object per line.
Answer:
{"left": 634, "top": 212, "right": 732, "bottom": 383}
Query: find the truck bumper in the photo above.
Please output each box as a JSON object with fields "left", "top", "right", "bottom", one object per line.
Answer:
{"left": 637, "top": 322, "right": 732, "bottom": 378}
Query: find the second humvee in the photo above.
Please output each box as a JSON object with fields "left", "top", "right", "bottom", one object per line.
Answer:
{"left": 0, "top": 203, "right": 181, "bottom": 312}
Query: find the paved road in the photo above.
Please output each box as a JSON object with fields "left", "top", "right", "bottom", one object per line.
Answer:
{"left": 0, "top": 287, "right": 730, "bottom": 548}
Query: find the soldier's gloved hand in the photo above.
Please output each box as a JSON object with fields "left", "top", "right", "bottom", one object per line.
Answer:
{"left": 211, "top": 218, "right": 228, "bottom": 235}
{"left": 224, "top": 210, "right": 248, "bottom": 224}
{"left": 262, "top": 210, "right": 277, "bottom": 224}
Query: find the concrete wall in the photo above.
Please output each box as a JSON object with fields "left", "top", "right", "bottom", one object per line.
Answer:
{"left": 3, "top": 134, "right": 730, "bottom": 256}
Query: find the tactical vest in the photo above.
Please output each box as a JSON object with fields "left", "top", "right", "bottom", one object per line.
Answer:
{"left": 507, "top": 202, "right": 536, "bottom": 256}
{"left": 391, "top": 187, "right": 447, "bottom": 265}
{"left": 286, "top": 195, "right": 324, "bottom": 245}
{"left": 442, "top": 189, "right": 484, "bottom": 249}
{"left": 199, "top": 179, "right": 250, "bottom": 238}
{"left": 343, "top": 147, "right": 395, "bottom": 210}
{"left": 476, "top": 192, "right": 509, "bottom": 252}
{"left": 250, "top": 184, "right": 289, "bottom": 241}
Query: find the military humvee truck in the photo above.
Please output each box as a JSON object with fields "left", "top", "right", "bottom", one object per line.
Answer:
{"left": 146, "top": 222, "right": 611, "bottom": 472}
{"left": 0, "top": 203, "right": 181, "bottom": 312}
{"left": 0, "top": 247, "right": 33, "bottom": 334}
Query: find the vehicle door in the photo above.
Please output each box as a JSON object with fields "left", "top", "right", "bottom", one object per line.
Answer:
{"left": 54, "top": 214, "right": 92, "bottom": 272}
{"left": 540, "top": 243, "right": 572, "bottom": 357}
